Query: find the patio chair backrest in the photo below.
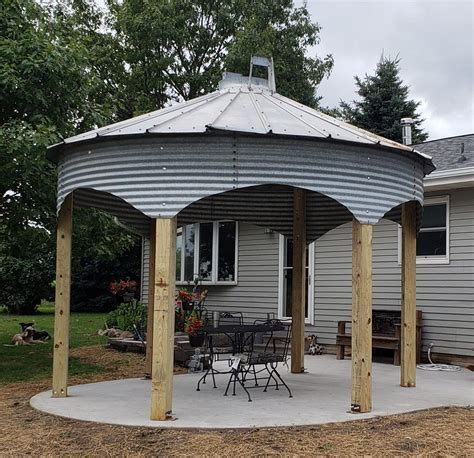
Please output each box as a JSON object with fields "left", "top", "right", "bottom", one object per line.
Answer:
{"left": 254, "top": 318, "right": 292, "bottom": 360}
{"left": 205, "top": 311, "right": 244, "bottom": 353}
{"left": 218, "top": 311, "right": 244, "bottom": 326}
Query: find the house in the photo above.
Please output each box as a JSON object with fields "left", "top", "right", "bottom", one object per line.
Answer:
{"left": 140, "top": 133, "right": 473, "bottom": 363}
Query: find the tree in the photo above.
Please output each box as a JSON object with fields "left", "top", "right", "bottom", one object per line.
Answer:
{"left": 340, "top": 56, "right": 428, "bottom": 144}
{"left": 113, "top": 0, "right": 333, "bottom": 117}
{"left": 112, "top": 0, "right": 243, "bottom": 115}
{"left": 0, "top": 0, "right": 137, "bottom": 313}
{"left": 1, "top": 0, "right": 334, "bottom": 313}
{"left": 225, "top": 1, "right": 333, "bottom": 108}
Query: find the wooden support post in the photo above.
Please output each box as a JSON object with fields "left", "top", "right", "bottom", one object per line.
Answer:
{"left": 150, "top": 217, "right": 176, "bottom": 421}
{"left": 145, "top": 220, "right": 157, "bottom": 378}
{"left": 52, "top": 194, "right": 73, "bottom": 398}
{"left": 291, "top": 188, "right": 306, "bottom": 374}
{"left": 351, "top": 219, "right": 373, "bottom": 413}
{"left": 401, "top": 201, "right": 417, "bottom": 387}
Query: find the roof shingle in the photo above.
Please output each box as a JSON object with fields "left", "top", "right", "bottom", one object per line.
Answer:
{"left": 415, "top": 133, "right": 474, "bottom": 172}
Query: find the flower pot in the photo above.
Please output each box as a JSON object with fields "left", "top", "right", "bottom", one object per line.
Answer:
{"left": 188, "top": 333, "right": 205, "bottom": 347}
{"left": 182, "top": 300, "right": 194, "bottom": 312}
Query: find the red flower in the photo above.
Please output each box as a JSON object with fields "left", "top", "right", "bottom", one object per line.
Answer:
{"left": 184, "top": 313, "right": 202, "bottom": 336}
{"left": 110, "top": 279, "right": 138, "bottom": 295}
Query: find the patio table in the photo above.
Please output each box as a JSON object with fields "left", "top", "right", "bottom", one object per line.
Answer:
{"left": 196, "top": 323, "right": 284, "bottom": 395}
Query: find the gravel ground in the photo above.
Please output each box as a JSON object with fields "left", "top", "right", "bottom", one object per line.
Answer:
{"left": 1, "top": 346, "right": 472, "bottom": 457}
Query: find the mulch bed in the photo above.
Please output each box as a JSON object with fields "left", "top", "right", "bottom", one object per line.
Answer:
{"left": 0, "top": 346, "right": 472, "bottom": 456}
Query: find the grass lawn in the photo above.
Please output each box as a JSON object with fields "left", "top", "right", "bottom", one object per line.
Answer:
{"left": 0, "top": 303, "right": 108, "bottom": 384}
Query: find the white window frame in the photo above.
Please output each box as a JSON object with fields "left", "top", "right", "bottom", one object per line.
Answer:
{"left": 277, "top": 234, "right": 315, "bottom": 325}
{"left": 397, "top": 195, "right": 450, "bottom": 265}
{"left": 176, "top": 221, "right": 239, "bottom": 285}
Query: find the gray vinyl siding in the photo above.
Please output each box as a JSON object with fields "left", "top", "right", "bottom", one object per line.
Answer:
{"left": 140, "top": 188, "right": 474, "bottom": 357}
{"left": 313, "top": 188, "right": 474, "bottom": 357}
{"left": 203, "top": 225, "right": 280, "bottom": 321}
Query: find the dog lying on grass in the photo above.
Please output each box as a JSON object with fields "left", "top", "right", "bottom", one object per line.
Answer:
{"left": 19, "top": 322, "right": 50, "bottom": 341}
{"left": 8, "top": 327, "right": 47, "bottom": 346}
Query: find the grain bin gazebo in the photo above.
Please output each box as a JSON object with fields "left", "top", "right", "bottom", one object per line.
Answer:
{"left": 47, "top": 56, "right": 434, "bottom": 421}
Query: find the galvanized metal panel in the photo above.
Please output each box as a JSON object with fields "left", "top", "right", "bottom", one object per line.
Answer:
{"left": 73, "top": 188, "right": 151, "bottom": 235}
{"left": 178, "top": 185, "right": 355, "bottom": 242}
{"left": 57, "top": 133, "right": 427, "bottom": 242}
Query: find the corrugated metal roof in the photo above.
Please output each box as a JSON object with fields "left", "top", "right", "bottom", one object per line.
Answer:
{"left": 49, "top": 71, "right": 433, "bottom": 170}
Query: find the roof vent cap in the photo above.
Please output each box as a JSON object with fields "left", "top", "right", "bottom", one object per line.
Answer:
{"left": 457, "top": 143, "right": 467, "bottom": 163}
{"left": 248, "top": 55, "right": 276, "bottom": 92}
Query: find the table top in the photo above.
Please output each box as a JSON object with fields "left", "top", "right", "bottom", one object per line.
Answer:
{"left": 200, "top": 323, "right": 284, "bottom": 335}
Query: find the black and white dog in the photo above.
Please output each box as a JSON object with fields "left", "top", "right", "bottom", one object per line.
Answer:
{"left": 19, "top": 322, "right": 50, "bottom": 342}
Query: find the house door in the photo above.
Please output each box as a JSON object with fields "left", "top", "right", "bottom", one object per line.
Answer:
{"left": 278, "top": 235, "right": 315, "bottom": 324}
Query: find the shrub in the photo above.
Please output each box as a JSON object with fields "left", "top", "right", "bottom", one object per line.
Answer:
{"left": 106, "top": 300, "right": 147, "bottom": 332}
{"left": 0, "top": 256, "right": 53, "bottom": 314}
{"left": 71, "top": 251, "right": 141, "bottom": 313}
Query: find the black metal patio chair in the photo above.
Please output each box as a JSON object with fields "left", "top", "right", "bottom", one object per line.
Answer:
{"left": 206, "top": 311, "right": 244, "bottom": 360}
{"left": 243, "top": 318, "right": 293, "bottom": 398}
{"left": 223, "top": 330, "right": 255, "bottom": 402}
{"left": 196, "top": 311, "right": 244, "bottom": 391}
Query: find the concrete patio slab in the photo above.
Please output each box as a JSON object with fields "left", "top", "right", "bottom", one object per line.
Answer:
{"left": 30, "top": 356, "right": 473, "bottom": 429}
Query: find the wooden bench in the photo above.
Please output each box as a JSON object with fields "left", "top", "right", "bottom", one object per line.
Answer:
{"left": 336, "top": 310, "right": 422, "bottom": 365}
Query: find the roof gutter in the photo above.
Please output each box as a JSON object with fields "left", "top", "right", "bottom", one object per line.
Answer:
{"left": 424, "top": 166, "right": 474, "bottom": 190}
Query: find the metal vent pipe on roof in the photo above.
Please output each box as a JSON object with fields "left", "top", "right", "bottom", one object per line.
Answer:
{"left": 401, "top": 117, "right": 414, "bottom": 145}
{"left": 248, "top": 55, "right": 276, "bottom": 92}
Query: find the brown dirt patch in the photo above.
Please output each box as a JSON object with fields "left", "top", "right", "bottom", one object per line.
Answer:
{"left": 0, "top": 346, "right": 472, "bottom": 457}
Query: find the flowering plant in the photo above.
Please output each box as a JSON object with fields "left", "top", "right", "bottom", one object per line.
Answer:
{"left": 109, "top": 279, "right": 138, "bottom": 296}
{"left": 184, "top": 312, "right": 202, "bottom": 336}
{"left": 175, "top": 288, "right": 208, "bottom": 307}
{"left": 176, "top": 289, "right": 193, "bottom": 303}
{"left": 175, "top": 279, "right": 209, "bottom": 332}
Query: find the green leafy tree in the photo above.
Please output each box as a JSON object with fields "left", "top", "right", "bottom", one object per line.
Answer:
{"left": 340, "top": 56, "right": 428, "bottom": 143}
{"left": 0, "top": 0, "right": 137, "bottom": 313}
{"left": 1, "top": 0, "right": 335, "bottom": 313}
{"left": 71, "top": 209, "right": 142, "bottom": 313}
{"left": 113, "top": 0, "right": 247, "bottom": 115}
{"left": 113, "top": 0, "right": 332, "bottom": 117}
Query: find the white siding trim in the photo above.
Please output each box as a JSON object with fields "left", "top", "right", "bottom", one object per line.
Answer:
{"left": 424, "top": 166, "right": 474, "bottom": 191}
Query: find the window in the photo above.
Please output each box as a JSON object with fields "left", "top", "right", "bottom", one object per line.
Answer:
{"left": 176, "top": 222, "right": 238, "bottom": 284}
{"left": 398, "top": 196, "right": 450, "bottom": 264}
{"left": 278, "top": 235, "right": 315, "bottom": 324}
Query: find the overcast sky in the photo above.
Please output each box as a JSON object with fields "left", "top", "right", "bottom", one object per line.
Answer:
{"left": 303, "top": 0, "right": 474, "bottom": 140}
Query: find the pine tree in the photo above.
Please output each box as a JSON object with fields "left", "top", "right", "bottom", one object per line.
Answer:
{"left": 340, "top": 56, "right": 428, "bottom": 144}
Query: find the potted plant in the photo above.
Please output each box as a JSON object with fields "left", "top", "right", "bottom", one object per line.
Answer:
{"left": 185, "top": 312, "right": 205, "bottom": 347}
{"left": 176, "top": 289, "right": 194, "bottom": 311}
